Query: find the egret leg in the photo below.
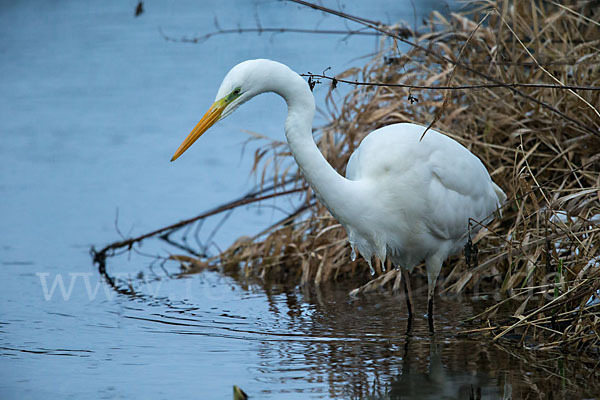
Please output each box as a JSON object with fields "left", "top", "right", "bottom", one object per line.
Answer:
{"left": 401, "top": 268, "right": 414, "bottom": 333}
{"left": 425, "top": 256, "right": 443, "bottom": 334}
{"left": 428, "top": 295, "right": 434, "bottom": 333}
{"left": 401, "top": 268, "right": 414, "bottom": 318}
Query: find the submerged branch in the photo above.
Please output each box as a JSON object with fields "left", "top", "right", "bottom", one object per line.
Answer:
{"left": 91, "top": 186, "right": 307, "bottom": 273}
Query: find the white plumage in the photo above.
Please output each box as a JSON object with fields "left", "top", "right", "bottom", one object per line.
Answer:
{"left": 171, "top": 59, "right": 506, "bottom": 332}
{"left": 345, "top": 123, "right": 505, "bottom": 273}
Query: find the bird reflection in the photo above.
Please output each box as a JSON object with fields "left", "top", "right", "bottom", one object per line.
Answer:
{"left": 247, "top": 284, "right": 511, "bottom": 399}
{"left": 383, "top": 335, "right": 509, "bottom": 400}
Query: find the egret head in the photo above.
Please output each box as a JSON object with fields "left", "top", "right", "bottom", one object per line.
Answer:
{"left": 170, "top": 60, "right": 267, "bottom": 161}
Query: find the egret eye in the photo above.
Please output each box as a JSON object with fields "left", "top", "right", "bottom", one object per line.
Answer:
{"left": 225, "top": 87, "right": 242, "bottom": 103}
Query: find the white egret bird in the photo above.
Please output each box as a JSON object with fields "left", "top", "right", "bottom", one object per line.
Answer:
{"left": 171, "top": 59, "right": 506, "bottom": 332}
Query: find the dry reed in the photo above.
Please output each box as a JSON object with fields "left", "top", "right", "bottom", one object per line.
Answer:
{"left": 211, "top": 0, "right": 600, "bottom": 352}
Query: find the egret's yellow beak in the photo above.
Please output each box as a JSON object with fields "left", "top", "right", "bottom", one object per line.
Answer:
{"left": 171, "top": 99, "right": 227, "bottom": 161}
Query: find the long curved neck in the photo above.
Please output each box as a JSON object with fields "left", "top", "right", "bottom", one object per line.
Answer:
{"left": 265, "top": 63, "right": 354, "bottom": 220}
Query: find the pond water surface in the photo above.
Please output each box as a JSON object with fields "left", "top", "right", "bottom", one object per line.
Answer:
{"left": 1, "top": 1, "right": 597, "bottom": 399}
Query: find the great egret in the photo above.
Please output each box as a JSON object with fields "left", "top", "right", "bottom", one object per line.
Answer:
{"left": 171, "top": 59, "right": 506, "bottom": 332}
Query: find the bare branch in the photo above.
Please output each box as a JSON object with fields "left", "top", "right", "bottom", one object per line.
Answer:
{"left": 301, "top": 72, "right": 600, "bottom": 92}
{"left": 159, "top": 26, "right": 395, "bottom": 45}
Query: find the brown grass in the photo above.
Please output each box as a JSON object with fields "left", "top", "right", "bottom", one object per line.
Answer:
{"left": 209, "top": 0, "right": 600, "bottom": 352}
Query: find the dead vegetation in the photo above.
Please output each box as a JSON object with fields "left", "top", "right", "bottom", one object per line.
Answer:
{"left": 94, "top": 0, "right": 600, "bottom": 353}
{"left": 216, "top": 0, "right": 600, "bottom": 352}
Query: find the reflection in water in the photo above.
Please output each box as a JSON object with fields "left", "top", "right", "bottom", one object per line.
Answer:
{"left": 250, "top": 284, "right": 505, "bottom": 399}
{"left": 385, "top": 337, "right": 504, "bottom": 400}
{"left": 113, "top": 272, "right": 596, "bottom": 399}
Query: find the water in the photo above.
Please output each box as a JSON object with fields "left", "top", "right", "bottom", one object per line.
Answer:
{"left": 1, "top": 1, "right": 597, "bottom": 399}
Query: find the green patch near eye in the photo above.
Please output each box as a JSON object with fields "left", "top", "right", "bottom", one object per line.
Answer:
{"left": 226, "top": 87, "right": 242, "bottom": 103}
